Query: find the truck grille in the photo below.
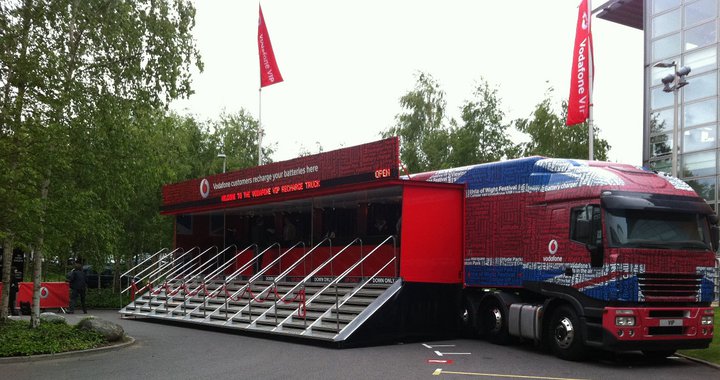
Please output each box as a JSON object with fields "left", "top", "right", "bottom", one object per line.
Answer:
{"left": 638, "top": 273, "right": 701, "bottom": 302}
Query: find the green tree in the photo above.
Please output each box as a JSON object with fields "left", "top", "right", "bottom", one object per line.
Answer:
{"left": 211, "top": 110, "right": 275, "bottom": 172}
{"left": 0, "top": 0, "right": 202, "bottom": 325}
{"left": 382, "top": 72, "right": 450, "bottom": 173}
{"left": 448, "top": 79, "right": 518, "bottom": 167}
{"left": 514, "top": 88, "right": 610, "bottom": 160}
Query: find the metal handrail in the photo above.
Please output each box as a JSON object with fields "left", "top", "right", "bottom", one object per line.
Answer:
{"left": 157, "top": 246, "right": 213, "bottom": 285}
{"left": 167, "top": 244, "right": 257, "bottom": 317}
{"left": 292, "top": 235, "right": 396, "bottom": 333}
{"left": 172, "top": 246, "right": 220, "bottom": 285}
{"left": 267, "top": 238, "right": 362, "bottom": 327}
{"left": 202, "top": 242, "right": 286, "bottom": 320}
{"left": 122, "top": 247, "right": 193, "bottom": 295}
{"left": 219, "top": 240, "right": 329, "bottom": 324}
{"left": 120, "top": 247, "right": 167, "bottom": 279}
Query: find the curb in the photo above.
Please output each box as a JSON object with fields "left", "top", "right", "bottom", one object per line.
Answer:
{"left": 0, "top": 336, "right": 135, "bottom": 364}
{"left": 677, "top": 353, "right": 720, "bottom": 370}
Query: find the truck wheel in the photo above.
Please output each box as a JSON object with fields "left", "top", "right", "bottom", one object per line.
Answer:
{"left": 547, "top": 305, "right": 587, "bottom": 361}
{"left": 460, "top": 297, "right": 478, "bottom": 337}
{"left": 479, "top": 298, "right": 511, "bottom": 344}
{"left": 642, "top": 350, "right": 676, "bottom": 361}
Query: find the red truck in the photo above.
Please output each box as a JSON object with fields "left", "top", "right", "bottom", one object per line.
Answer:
{"left": 412, "top": 156, "right": 718, "bottom": 360}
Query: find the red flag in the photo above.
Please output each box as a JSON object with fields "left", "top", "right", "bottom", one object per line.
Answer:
{"left": 258, "top": 5, "right": 284, "bottom": 88}
{"left": 566, "top": 0, "right": 593, "bottom": 126}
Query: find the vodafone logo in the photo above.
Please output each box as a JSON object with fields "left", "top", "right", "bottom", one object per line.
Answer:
{"left": 40, "top": 286, "right": 49, "bottom": 299}
{"left": 200, "top": 178, "right": 210, "bottom": 199}
{"left": 548, "top": 239, "right": 559, "bottom": 255}
{"left": 581, "top": 12, "right": 588, "bottom": 30}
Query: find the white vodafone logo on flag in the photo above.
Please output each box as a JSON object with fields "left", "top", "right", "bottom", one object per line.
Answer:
{"left": 200, "top": 179, "right": 210, "bottom": 199}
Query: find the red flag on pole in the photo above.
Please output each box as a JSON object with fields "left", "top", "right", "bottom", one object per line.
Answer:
{"left": 258, "top": 4, "right": 284, "bottom": 88}
{"left": 566, "top": 0, "right": 593, "bottom": 126}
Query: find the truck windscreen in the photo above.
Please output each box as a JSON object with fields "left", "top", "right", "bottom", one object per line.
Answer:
{"left": 605, "top": 209, "right": 711, "bottom": 250}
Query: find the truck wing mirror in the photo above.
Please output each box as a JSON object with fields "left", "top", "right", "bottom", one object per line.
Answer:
{"left": 709, "top": 215, "right": 719, "bottom": 252}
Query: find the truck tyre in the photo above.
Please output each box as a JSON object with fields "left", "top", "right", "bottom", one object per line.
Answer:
{"left": 478, "top": 298, "right": 511, "bottom": 345}
{"left": 641, "top": 350, "right": 676, "bottom": 361}
{"left": 461, "top": 297, "right": 479, "bottom": 338}
{"left": 547, "top": 305, "right": 587, "bottom": 361}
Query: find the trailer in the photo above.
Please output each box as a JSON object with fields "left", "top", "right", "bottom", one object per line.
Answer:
{"left": 120, "top": 138, "right": 716, "bottom": 359}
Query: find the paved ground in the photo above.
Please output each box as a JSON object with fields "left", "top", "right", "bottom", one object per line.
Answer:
{"left": 1, "top": 309, "right": 718, "bottom": 380}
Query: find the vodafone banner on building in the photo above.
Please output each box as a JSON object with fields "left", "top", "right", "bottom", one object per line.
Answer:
{"left": 566, "top": 0, "right": 594, "bottom": 126}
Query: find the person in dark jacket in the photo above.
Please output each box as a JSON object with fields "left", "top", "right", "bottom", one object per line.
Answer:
{"left": 66, "top": 262, "right": 87, "bottom": 314}
{"left": 8, "top": 267, "right": 19, "bottom": 316}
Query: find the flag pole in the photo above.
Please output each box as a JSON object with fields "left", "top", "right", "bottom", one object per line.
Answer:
{"left": 588, "top": 0, "right": 594, "bottom": 161}
{"left": 258, "top": 87, "right": 263, "bottom": 166}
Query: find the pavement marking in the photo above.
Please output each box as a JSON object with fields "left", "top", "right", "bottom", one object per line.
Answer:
{"left": 427, "top": 359, "right": 454, "bottom": 364}
{"left": 434, "top": 350, "right": 471, "bottom": 356}
{"left": 423, "top": 343, "right": 456, "bottom": 349}
{"left": 432, "top": 368, "right": 588, "bottom": 380}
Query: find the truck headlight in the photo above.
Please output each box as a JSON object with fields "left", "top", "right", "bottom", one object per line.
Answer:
{"left": 616, "top": 316, "right": 636, "bottom": 326}
{"left": 701, "top": 316, "right": 714, "bottom": 325}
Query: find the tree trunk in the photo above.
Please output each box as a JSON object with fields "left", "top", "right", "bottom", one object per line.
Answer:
{"left": 1, "top": 238, "right": 13, "bottom": 321}
{"left": 30, "top": 177, "right": 50, "bottom": 328}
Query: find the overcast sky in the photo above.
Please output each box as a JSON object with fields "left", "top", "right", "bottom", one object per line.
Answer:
{"left": 171, "top": 0, "right": 645, "bottom": 166}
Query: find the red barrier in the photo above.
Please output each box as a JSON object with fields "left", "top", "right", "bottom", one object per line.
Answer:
{"left": 0, "top": 282, "right": 70, "bottom": 309}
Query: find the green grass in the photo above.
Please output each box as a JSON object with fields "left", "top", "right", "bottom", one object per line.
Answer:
{"left": 0, "top": 319, "right": 105, "bottom": 357}
{"left": 679, "top": 307, "right": 720, "bottom": 364}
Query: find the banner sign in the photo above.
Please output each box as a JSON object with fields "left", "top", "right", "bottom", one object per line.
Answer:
{"left": 161, "top": 138, "right": 400, "bottom": 214}
{"left": 258, "top": 5, "right": 284, "bottom": 88}
{"left": 11, "top": 282, "right": 70, "bottom": 309}
{"left": 566, "top": 0, "right": 594, "bottom": 126}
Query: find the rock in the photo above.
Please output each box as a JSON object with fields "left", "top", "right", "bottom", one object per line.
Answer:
{"left": 77, "top": 318, "right": 125, "bottom": 342}
{"left": 40, "top": 312, "right": 67, "bottom": 324}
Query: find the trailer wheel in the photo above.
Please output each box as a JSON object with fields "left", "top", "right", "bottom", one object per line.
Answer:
{"left": 641, "top": 350, "right": 676, "bottom": 361}
{"left": 478, "top": 298, "right": 510, "bottom": 344}
{"left": 547, "top": 305, "right": 587, "bottom": 361}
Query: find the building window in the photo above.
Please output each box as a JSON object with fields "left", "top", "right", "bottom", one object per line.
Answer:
{"left": 685, "top": 0, "right": 718, "bottom": 28}
{"left": 683, "top": 124, "right": 717, "bottom": 152}
{"left": 653, "top": 32, "right": 682, "bottom": 61}
{"left": 651, "top": 86, "right": 675, "bottom": 109}
{"left": 683, "top": 71, "right": 717, "bottom": 102}
{"left": 651, "top": 133, "right": 673, "bottom": 156}
{"left": 684, "top": 46, "right": 717, "bottom": 74}
{"left": 686, "top": 176, "right": 717, "bottom": 203}
{"left": 653, "top": 8, "right": 682, "bottom": 38}
{"left": 684, "top": 98, "right": 717, "bottom": 128}
{"left": 648, "top": 157, "right": 672, "bottom": 173}
{"left": 650, "top": 108, "right": 674, "bottom": 133}
{"left": 682, "top": 150, "right": 716, "bottom": 177}
{"left": 653, "top": 0, "right": 682, "bottom": 15}
{"left": 684, "top": 21, "right": 717, "bottom": 51}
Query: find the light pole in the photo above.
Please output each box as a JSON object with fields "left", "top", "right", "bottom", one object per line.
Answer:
{"left": 217, "top": 153, "right": 227, "bottom": 173}
{"left": 654, "top": 61, "right": 690, "bottom": 177}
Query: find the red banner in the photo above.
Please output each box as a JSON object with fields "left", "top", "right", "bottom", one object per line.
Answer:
{"left": 566, "top": 0, "right": 593, "bottom": 126}
{"left": 258, "top": 5, "right": 284, "bottom": 88}
{"left": 0, "top": 282, "right": 70, "bottom": 309}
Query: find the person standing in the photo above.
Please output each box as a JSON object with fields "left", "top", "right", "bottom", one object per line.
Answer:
{"left": 8, "top": 267, "right": 20, "bottom": 316}
{"left": 66, "top": 262, "right": 87, "bottom": 314}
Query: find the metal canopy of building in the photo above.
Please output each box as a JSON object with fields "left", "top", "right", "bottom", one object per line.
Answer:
{"left": 594, "top": 0, "right": 643, "bottom": 30}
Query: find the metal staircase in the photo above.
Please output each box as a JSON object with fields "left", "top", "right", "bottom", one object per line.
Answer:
{"left": 119, "top": 237, "right": 401, "bottom": 344}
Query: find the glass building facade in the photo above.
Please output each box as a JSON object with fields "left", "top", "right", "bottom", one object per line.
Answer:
{"left": 643, "top": 0, "right": 719, "bottom": 210}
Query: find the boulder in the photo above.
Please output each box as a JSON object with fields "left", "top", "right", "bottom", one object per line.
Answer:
{"left": 77, "top": 318, "right": 125, "bottom": 342}
{"left": 40, "top": 312, "right": 67, "bottom": 324}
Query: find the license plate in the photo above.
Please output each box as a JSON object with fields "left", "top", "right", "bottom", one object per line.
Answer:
{"left": 659, "top": 319, "right": 684, "bottom": 327}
